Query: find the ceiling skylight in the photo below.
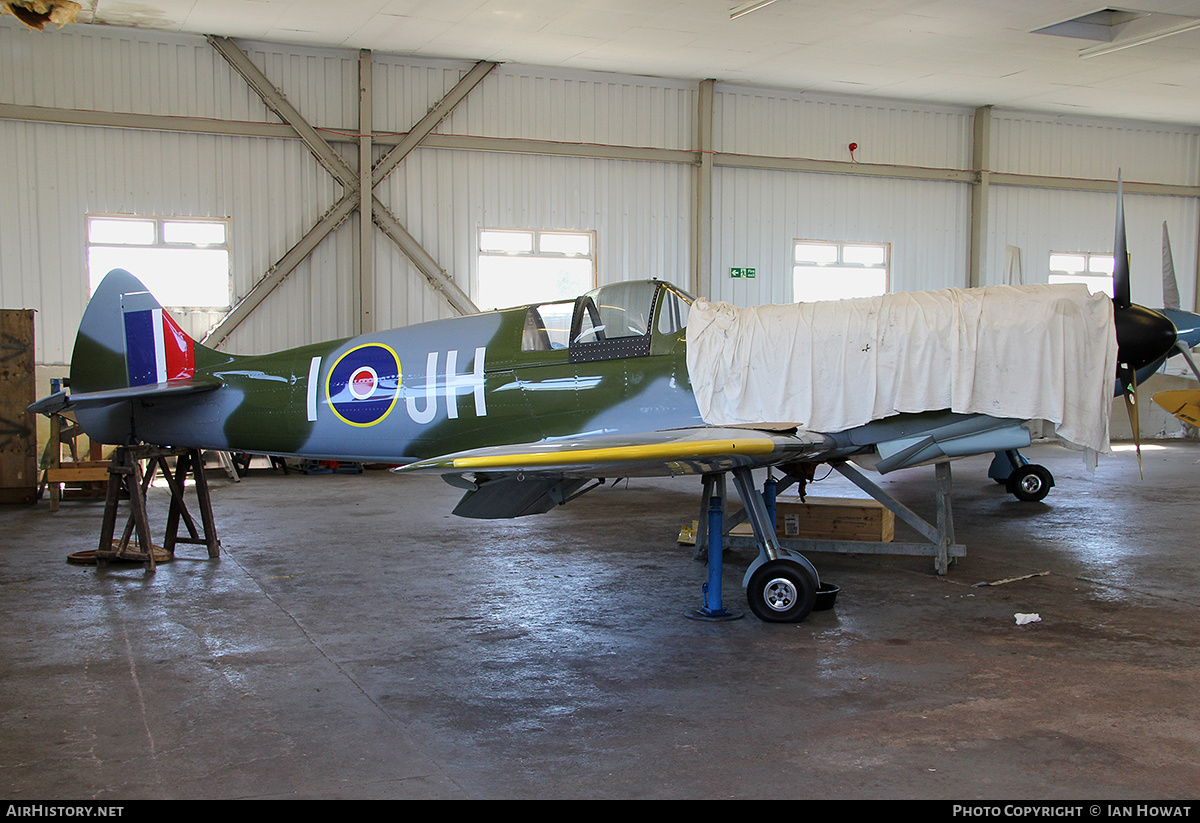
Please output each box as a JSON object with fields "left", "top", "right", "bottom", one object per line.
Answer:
{"left": 1034, "top": 8, "right": 1200, "bottom": 57}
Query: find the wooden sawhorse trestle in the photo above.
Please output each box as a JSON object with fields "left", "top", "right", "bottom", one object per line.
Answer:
{"left": 96, "top": 445, "right": 221, "bottom": 572}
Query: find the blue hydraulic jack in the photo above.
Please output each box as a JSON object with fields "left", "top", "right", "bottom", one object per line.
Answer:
{"left": 687, "top": 472, "right": 744, "bottom": 621}
{"left": 687, "top": 467, "right": 821, "bottom": 623}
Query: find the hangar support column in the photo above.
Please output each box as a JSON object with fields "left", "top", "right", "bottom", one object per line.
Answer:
{"left": 692, "top": 79, "right": 715, "bottom": 299}
{"left": 969, "top": 105, "right": 992, "bottom": 290}
{"left": 359, "top": 49, "right": 375, "bottom": 335}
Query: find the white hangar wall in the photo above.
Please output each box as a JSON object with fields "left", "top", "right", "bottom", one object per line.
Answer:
{"left": 371, "top": 57, "right": 695, "bottom": 322}
{"left": 710, "top": 169, "right": 971, "bottom": 305}
{"left": 987, "top": 110, "right": 1200, "bottom": 312}
{"left": 0, "top": 21, "right": 357, "bottom": 360}
{"left": 2, "top": 16, "right": 1198, "bottom": 374}
{"left": 709, "top": 86, "right": 974, "bottom": 304}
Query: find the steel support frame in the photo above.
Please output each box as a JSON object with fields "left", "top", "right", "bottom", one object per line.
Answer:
{"left": 202, "top": 37, "right": 493, "bottom": 345}
{"left": 8, "top": 99, "right": 1200, "bottom": 197}
{"left": 720, "top": 461, "right": 964, "bottom": 575}
{"left": 358, "top": 49, "right": 375, "bottom": 335}
{"left": 969, "top": 105, "right": 992, "bottom": 290}
{"left": 7, "top": 65, "right": 1200, "bottom": 321}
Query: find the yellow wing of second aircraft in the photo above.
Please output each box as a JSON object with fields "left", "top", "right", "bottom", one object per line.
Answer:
{"left": 394, "top": 426, "right": 835, "bottom": 479}
{"left": 1153, "top": 389, "right": 1200, "bottom": 428}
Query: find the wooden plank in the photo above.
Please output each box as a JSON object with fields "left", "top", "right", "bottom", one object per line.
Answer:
{"left": 0, "top": 310, "right": 36, "bottom": 504}
{"left": 46, "top": 467, "right": 112, "bottom": 483}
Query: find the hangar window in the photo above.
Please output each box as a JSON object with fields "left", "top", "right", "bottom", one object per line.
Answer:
{"left": 793, "top": 240, "right": 890, "bottom": 302}
{"left": 87, "top": 215, "right": 231, "bottom": 308}
{"left": 477, "top": 228, "right": 596, "bottom": 310}
{"left": 1049, "top": 252, "right": 1114, "bottom": 297}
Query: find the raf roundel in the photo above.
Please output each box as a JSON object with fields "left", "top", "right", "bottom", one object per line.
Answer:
{"left": 348, "top": 366, "right": 378, "bottom": 400}
{"left": 326, "top": 344, "right": 401, "bottom": 427}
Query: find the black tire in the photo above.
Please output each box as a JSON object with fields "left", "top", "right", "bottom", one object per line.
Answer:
{"left": 746, "top": 559, "right": 818, "bottom": 623}
{"left": 1007, "top": 464, "right": 1053, "bottom": 502}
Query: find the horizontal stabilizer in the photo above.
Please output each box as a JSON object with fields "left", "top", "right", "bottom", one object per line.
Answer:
{"left": 27, "top": 378, "right": 221, "bottom": 416}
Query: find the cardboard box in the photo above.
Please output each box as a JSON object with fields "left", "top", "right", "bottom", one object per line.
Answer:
{"left": 772, "top": 495, "right": 894, "bottom": 542}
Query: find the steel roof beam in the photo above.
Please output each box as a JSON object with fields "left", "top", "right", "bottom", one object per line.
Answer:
{"left": 208, "top": 35, "right": 357, "bottom": 190}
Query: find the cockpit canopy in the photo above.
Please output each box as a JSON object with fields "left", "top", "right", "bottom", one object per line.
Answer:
{"left": 519, "top": 280, "right": 693, "bottom": 362}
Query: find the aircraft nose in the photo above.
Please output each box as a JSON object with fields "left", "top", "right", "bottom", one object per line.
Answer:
{"left": 1160, "top": 308, "right": 1200, "bottom": 351}
{"left": 1115, "top": 304, "right": 1178, "bottom": 372}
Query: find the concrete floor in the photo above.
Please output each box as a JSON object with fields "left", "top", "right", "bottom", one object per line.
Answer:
{"left": 1, "top": 442, "right": 1199, "bottom": 800}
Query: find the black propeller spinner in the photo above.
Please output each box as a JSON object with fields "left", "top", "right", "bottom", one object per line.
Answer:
{"left": 1110, "top": 174, "right": 1178, "bottom": 473}
{"left": 1112, "top": 176, "right": 1177, "bottom": 379}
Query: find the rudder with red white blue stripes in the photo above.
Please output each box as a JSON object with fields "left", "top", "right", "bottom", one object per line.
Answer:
{"left": 122, "top": 292, "right": 195, "bottom": 387}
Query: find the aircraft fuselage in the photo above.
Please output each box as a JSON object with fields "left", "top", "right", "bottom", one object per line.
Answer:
{"left": 82, "top": 280, "right": 705, "bottom": 465}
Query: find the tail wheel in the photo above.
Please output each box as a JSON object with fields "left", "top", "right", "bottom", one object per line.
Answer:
{"left": 1007, "top": 464, "right": 1054, "bottom": 502}
{"left": 746, "top": 559, "right": 818, "bottom": 623}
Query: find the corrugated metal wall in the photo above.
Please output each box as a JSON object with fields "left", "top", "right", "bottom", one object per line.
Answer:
{"left": 711, "top": 169, "right": 971, "bottom": 305}
{"left": 710, "top": 86, "right": 975, "bottom": 305}
{"left": 435, "top": 63, "right": 696, "bottom": 148}
{"left": 373, "top": 148, "right": 694, "bottom": 323}
{"left": 988, "top": 187, "right": 1198, "bottom": 308}
{"left": 0, "top": 21, "right": 357, "bottom": 360}
{"left": 370, "top": 58, "right": 697, "bottom": 325}
{"left": 991, "top": 110, "right": 1200, "bottom": 185}
{"left": 713, "top": 87, "right": 973, "bottom": 168}
{"left": 2, "top": 16, "right": 1198, "bottom": 370}
{"left": 985, "top": 110, "right": 1200, "bottom": 310}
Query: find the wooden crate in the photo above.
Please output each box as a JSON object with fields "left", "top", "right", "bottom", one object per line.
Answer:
{"left": 772, "top": 495, "right": 894, "bottom": 542}
{"left": 0, "top": 310, "right": 36, "bottom": 504}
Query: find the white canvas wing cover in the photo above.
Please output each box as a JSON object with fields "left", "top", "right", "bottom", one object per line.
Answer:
{"left": 686, "top": 284, "right": 1118, "bottom": 454}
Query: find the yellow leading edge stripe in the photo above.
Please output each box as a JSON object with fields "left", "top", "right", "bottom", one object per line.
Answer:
{"left": 449, "top": 438, "right": 778, "bottom": 469}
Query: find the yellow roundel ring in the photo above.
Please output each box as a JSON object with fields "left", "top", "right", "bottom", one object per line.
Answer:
{"left": 325, "top": 343, "right": 402, "bottom": 427}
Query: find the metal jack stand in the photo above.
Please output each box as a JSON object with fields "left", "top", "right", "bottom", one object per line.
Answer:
{"left": 686, "top": 473, "right": 744, "bottom": 621}
{"left": 95, "top": 445, "right": 221, "bottom": 572}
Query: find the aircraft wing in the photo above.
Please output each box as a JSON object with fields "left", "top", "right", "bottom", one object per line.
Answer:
{"left": 394, "top": 425, "right": 835, "bottom": 479}
{"left": 393, "top": 425, "right": 837, "bottom": 519}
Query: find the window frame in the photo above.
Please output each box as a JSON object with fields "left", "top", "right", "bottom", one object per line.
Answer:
{"left": 476, "top": 227, "right": 597, "bottom": 310}
{"left": 1048, "top": 250, "right": 1115, "bottom": 297}
{"left": 791, "top": 239, "right": 891, "bottom": 303}
{"left": 86, "top": 213, "right": 232, "bottom": 310}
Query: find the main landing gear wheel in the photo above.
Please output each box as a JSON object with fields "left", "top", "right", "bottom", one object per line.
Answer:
{"left": 746, "top": 559, "right": 818, "bottom": 623}
{"left": 1007, "top": 464, "right": 1054, "bottom": 502}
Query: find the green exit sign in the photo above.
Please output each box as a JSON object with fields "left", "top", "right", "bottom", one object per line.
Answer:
{"left": 730, "top": 267, "right": 756, "bottom": 279}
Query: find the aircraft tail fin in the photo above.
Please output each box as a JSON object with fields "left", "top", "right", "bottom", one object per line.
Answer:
{"left": 27, "top": 269, "right": 225, "bottom": 442}
{"left": 1162, "top": 221, "right": 1181, "bottom": 312}
{"left": 68, "top": 268, "right": 221, "bottom": 396}
{"left": 119, "top": 289, "right": 198, "bottom": 387}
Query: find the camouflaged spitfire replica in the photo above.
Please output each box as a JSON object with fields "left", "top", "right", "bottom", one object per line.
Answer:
{"left": 31, "top": 184, "right": 1192, "bottom": 622}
